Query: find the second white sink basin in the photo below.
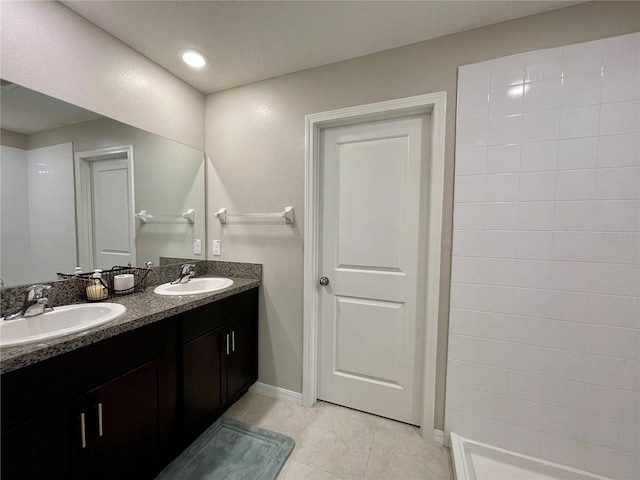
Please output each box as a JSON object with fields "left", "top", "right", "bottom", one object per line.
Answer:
{"left": 0, "top": 303, "right": 126, "bottom": 348}
{"left": 153, "top": 277, "right": 234, "bottom": 296}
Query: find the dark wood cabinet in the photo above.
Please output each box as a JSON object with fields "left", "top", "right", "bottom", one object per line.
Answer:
{"left": 87, "top": 361, "right": 162, "bottom": 480}
{"left": 182, "top": 325, "right": 225, "bottom": 440}
{"left": 2, "top": 361, "right": 164, "bottom": 480}
{"left": 1, "top": 319, "right": 176, "bottom": 480}
{"left": 225, "top": 312, "right": 258, "bottom": 404}
{"left": 180, "top": 288, "right": 258, "bottom": 445}
{"left": 1, "top": 396, "right": 86, "bottom": 480}
{"left": 1, "top": 286, "right": 258, "bottom": 479}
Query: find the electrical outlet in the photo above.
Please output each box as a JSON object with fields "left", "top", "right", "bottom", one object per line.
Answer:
{"left": 213, "top": 240, "right": 221, "bottom": 256}
{"left": 193, "top": 239, "right": 202, "bottom": 255}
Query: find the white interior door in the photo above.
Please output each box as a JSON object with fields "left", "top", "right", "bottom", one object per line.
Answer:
{"left": 318, "top": 115, "right": 427, "bottom": 425}
{"left": 91, "top": 158, "right": 135, "bottom": 268}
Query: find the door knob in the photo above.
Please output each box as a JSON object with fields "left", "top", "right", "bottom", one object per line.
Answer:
{"left": 319, "top": 276, "right": 330, "bottom": 286}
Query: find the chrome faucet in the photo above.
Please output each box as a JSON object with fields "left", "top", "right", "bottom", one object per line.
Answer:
{"left": 171, "top": 263, "right": 195, "bottom": 285}
{"left": 4, "top": 285, "right": 52, "bottom": 321}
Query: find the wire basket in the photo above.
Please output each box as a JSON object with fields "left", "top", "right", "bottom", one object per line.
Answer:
{"left": 58, "top": 266, "right": 151, "bottom": 301}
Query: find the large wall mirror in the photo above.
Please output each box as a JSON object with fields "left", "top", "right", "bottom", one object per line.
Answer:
{"left": 0, "top": 80, "right": 206, "bottom": 287}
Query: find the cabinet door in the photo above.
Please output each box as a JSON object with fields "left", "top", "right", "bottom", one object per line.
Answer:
{"left": 225, "top": 313, "right": 258, "bottom": 403}
{"left": 1, "top": 396, "right": 86, "bottom": 480}
{"left": 182, "top": 327, "right": 224, "bottom": 440}
{"left": 87, "top": 361, "right": 161, "bottom": 480}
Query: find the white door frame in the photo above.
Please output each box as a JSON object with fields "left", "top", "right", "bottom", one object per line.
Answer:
{"left": 303, "top": 92, "right": 446, "bottom": 441}
{"left": 74, "top": 145, "right": 136, "bottom": 270}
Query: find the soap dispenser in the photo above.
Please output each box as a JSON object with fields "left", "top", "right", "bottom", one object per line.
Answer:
{"left": 86, "top": 269, "right": 108, "bottom": 301}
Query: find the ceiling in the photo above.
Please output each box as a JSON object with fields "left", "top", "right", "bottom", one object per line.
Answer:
{"left": 0, "top": 81, "right": 102, "bottom": 135}
{"left": 61, "top": 1, "right": 581, "bottom": 95}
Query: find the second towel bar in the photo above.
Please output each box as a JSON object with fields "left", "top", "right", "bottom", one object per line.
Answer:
{"left": 215, "top": 207, "right": 294, "bottom": 225}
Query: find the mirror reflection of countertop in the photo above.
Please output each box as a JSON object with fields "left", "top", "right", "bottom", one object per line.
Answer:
{"left": 0, "top": 277, "right": 260, "bottom": 374}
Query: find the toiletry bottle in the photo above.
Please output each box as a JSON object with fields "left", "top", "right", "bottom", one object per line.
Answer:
{"left": 87, "top": 269, "right": 108, "bottom": 301}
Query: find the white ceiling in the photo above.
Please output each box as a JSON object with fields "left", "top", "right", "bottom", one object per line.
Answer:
{"left": 1, "top": 82, "right": 102, "bottom": 135}
{"left": 61, "top": 1, "right": 581, "bottom": 94}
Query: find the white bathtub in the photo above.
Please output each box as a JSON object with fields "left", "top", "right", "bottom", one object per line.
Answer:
{"left": 450, "top": 433, "right": 612, "bottom": 480}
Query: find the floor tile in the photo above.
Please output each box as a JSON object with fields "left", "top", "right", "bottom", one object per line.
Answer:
{"left": 289, "top": 402, "right": 377, "bottom": 479}
{"left": 224, "top": 391, "right": 262, "bottom": 419}
{"left": 289, "top": 422, "right": 371, "bottom": 479}
{"left": 229, "top": 394, "right": 453, "bottom": 480}
{"left": 365, "top": 418, "right": 452, "bottom": 480}
{"left": 277, "top": 460, "right": 344, "bottom": 480}
{"left": 241, "top": 396, "right": 322, "bottom": 441}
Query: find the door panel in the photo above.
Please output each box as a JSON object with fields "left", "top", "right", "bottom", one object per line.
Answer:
{"left": 226, "top": 313, "right": 258, "bottom": 403}
{"left": 182, "top": 328, "right": 224, "bottom": 440}
{"left": 1, "top": 396, "right": 85, "bottom": 480}
{"left": 91, "top": 158, "right": 134, "bottom": 268}
{"left": 332, "top": 269, "right": 407, "bottom": 301}
{"left": 319, "top": 116, "right": 426, "bottom": 425}
{"left": 88, "top": 361, "right": 160, "bottom": 480}
{"left": 336, "top": 136, "right": 407, "bottom": 270}
{"left": 334, "top": 296, "right": 404, "bottom": 387}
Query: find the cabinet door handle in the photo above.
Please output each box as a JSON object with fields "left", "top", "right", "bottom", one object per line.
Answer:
{"left": 97, "top": 403, "right": 104, "bottom": 437}
{"left": 226, "top": 334, "right": 230, "bottom": 355}
{"left": 80, "top": 413, "right": 87, "bottom": 449}
{"left": 231, "top": 331, "right": 235, "bottom": 352}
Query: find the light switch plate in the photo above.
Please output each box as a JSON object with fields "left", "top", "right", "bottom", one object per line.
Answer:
{"left": 213, "top": 240, "right": 221, "bottom": 256}
{"left": 193, "top": 239, "right": 202, "bottom": 255}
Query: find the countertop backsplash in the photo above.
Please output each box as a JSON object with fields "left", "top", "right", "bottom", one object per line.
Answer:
{"left": 0, "top": 259, "right": 262, "bottom": 318}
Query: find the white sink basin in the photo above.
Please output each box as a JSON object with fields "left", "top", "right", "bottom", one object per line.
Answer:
{"left": 153, "top": 277, "right": 234, "bottom": 296}
{"left": 0, "top": 303, "right": 126, "bottom": 348}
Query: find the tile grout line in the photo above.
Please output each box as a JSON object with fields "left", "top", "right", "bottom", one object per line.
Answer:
{"left": 282, "top": 460, "right": 349, "bottom": 480}
{"left": 238, "top": 393, "right": 264, "bottom": 420}
{"left": 293, "top": 402, "right": 381, "bottom": 479}
{"left": 363, "top": 421, "right": 382, "bottom": 480}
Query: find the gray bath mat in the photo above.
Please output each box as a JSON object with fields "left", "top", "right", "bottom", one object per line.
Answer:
{"left": 155, "top": 416, "right": 295, "bottom": 480}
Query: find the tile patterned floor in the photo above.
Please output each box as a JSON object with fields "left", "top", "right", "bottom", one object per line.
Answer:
{"left": 225, "top": 392, "right": 453, "bottom": 480}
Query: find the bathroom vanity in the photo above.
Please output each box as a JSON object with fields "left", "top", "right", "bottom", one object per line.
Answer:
{"left": 0, "top": 275, "right": 259, "bottom": 480}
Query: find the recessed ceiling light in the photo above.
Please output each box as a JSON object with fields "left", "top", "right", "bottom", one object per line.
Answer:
{"left": 180, "top": 49, "right": 208, "bottom": 68}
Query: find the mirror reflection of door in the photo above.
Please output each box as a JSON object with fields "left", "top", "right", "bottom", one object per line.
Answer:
{"left": 75, "top": 146, "right": 136, "bottom": 272}
{"left": 91, "top": 157, "right": 135, "bottom": 269}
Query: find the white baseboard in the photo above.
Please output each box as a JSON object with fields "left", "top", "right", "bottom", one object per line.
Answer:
{"left": 249, "top": 382, "right": 303, "bottom": 406}
{"left": 434, "top": 429, "right": 445, "bottom": 445}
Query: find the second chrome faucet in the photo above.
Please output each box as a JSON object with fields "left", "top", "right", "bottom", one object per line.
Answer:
{"left": 171, "top": 264, "right": 195, "bottom": 285}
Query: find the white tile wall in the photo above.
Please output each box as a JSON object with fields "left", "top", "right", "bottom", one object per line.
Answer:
{"left": 0, "top": 146, "right": 32, "bottom": 286}
{"left": 0, "top": 144, "right": 76, "bottom": 286}
{"left": 448, "top": 33, "right": 640, "bottom": 480}
{"left": 27, "top": 143, "right": 77, "bottom": 282}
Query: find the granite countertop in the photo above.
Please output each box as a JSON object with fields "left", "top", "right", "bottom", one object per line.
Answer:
{"left": 0, "top": 276, "right": 260, "bottom": 374}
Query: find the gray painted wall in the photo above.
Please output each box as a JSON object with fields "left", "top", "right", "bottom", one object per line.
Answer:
{"left": 204, "top": 1, "right": 640, "bottom": 429}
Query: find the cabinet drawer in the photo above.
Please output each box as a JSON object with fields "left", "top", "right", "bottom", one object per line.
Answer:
{"left": 181, "top": 288, "right": 257, "bottom": 343}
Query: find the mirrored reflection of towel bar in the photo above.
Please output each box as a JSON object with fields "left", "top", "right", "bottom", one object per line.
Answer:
{"left": 135, "top": 209, "right": 195, "bottom": 224}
